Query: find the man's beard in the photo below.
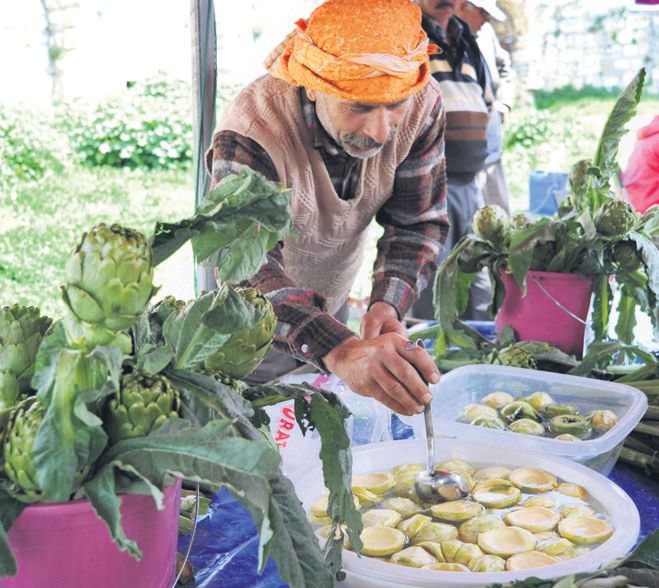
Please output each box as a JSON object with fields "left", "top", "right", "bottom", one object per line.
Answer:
{"left": 339, "top": 132, "right": 391, "bottom": 159}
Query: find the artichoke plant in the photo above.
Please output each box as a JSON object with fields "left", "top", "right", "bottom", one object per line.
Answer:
{"left": 105, "top": 371, "right": 181, "bottom": 444}
{"left": 0, "top": 305, "right": 51, "bottom": 423}
{"left": 61, "top": 223, "right": 157, "bottom": 349}
{"left": 203, "top": 288, "right": 276, "bottom": 379}
{"left": 3, "top": 399, "right": 47, "bottom": 503}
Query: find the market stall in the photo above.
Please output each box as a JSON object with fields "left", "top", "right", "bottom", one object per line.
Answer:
{"left": 0, "top": 1, "right": 657, "bottom": 587}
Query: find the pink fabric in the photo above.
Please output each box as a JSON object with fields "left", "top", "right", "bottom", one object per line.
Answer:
{"left": 622, "top": 116, "right": 659, "bottom": 214}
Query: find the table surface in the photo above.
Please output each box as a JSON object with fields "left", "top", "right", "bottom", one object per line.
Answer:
{"left": 178, "top": 461, "right": 659, "bottom": 588}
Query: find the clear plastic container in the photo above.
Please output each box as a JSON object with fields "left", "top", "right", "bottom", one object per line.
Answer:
{"left": 293, "top": 438, "right": 640, "bottom": 588}
{"left": 401, "top": 365, "right": 647, "bottom": 475}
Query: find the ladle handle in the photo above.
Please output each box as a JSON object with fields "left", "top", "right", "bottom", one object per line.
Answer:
{"left": 423, "top": 403, "right": 434, "bottom": 473}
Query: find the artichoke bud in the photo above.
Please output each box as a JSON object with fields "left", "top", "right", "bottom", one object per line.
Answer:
{"left": 0, "top": 304, "right": 51, "bottom": 392}
{"left": 594, "top": 200, "right": 637, "bottom": 237}
{"left": 61, "top": 223, "right": 157, "bottom": 341}
{"left": 612, "top": 241, "right": 641, "bottom": 271}
{"left": 3, "top": 398, "right": 46, "bottom": 503}
{"left": 152, "top": 296, "right": 187, "bottom": 325}
{"left": 473, "top": 205, "right": 510, "bottom": 248}
{"left": 511, "top": 213, "right": 532, "bottom": 231}
{"left": 0, "top": 305, "right": 52, "bottom": 423}
{"left": 203, "top": 288, "right": 276, "bottom": 379}
{"left": 105, "top": 372, "right": 180, "bottom": 444}
{"left": 487, "top": 345, "right": 537, "bottom": 370}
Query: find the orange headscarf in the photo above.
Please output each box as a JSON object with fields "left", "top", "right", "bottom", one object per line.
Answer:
{"left": 266, "top": 0, "right": 436, "bottom": 104}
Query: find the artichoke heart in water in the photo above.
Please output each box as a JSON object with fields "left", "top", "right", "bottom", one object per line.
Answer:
{"left": 310, "top": 459, "right": 614, "bottom": 574}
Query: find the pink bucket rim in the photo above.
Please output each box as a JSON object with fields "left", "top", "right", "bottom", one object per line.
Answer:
{"left": 501, "top": 269, "right": 594, "bottom": 282}
{"left": 14, "top": 478, "right": 181, "bottom": 517}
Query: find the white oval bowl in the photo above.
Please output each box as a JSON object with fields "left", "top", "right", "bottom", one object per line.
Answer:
{"left": 293, "top": 438, "right": 639, "bottom": 588}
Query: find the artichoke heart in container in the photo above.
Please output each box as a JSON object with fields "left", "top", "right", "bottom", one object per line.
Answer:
{"left": 423, "top": 365, "right": 647, "bottom": 475}
{"left": 304, "top": 441, "right": 630, "bottom": 582}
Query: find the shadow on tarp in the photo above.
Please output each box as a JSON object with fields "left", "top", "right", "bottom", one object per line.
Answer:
{"left": 177, "top": 488, "right": 287, "bottom": 588}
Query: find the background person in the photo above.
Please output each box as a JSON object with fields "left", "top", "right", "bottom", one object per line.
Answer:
{"left": 412, "top": 0, "right": 493, "bottom": 321}
{"left": 622, "top": 115, "right": 659, "bottom": 215}
{"left": 457, "top": 0, "right": 515, "bottom": 215}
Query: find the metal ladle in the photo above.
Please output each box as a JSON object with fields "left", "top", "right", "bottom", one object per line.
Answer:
{"left": 414, "top": 402, "right": 470, "bottom": 503}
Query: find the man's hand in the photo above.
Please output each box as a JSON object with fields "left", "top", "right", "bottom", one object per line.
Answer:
{"left": 361, "top": 301, "right": 407, "bottom": 340}
{"left": 323, "top": 334, "right": 440, "bottom": 416}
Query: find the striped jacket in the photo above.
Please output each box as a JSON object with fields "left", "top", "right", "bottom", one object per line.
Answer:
{"left": 423, "top": 15, "right": 492, "bottom": 179}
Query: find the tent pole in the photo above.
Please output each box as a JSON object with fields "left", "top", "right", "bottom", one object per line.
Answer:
{"left": 190, "top": 0, "right": 218, "bottom": 294}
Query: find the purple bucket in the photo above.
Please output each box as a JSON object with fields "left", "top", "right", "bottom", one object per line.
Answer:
{"left": 1, "top": 479, "right": 181, "bottom": 588}
{"left": 495, "top": 271, "right": 594, "bottom": 358}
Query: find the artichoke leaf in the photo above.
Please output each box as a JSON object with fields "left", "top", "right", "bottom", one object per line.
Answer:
{"left": 507, "top": 218, "right": 555, "bottom": 291}
{"left": 165, "top": 372, "right": 358, "bottom": 584}
{"left": 151, "top": 168, "right": 292, "bottom": 284}
{"left": 211, "top": 223, "right": 270, "bottom": 285}
{"left": 628, "top": 232, "right": 659, "bottom": 328}
{"left": 0, "top": 487, "right": 27, "bottom": 577}
{"left": 162, "top": 289, "right": 233, "bottom": 370}
{"left": 434, "top": 235, "right": 490, "bottom": 349}
{"left": 84, "top": 463, "right": 165, "bottom": 560}
{"left": 591, "top": 273, "right": 613, "bottom": 342}
{"left": 202, "top": 286, "right": 259, "bottom": 332}
{"left": 593, "top": 68, "right": 646, "bottom": 186}
{"left": 33, "top": 346, "right": 121, "bottom": 502}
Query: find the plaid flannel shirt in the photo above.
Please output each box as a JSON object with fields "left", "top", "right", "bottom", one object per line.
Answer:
{"left": 208, "top": 89, "right": 448, "bottom": 368}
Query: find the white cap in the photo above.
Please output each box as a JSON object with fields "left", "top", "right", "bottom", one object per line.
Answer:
{"left": 468, "top": 0, "right": 506, "bottom": 21}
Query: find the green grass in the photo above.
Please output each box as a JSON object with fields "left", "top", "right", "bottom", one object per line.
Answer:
{"left": 0, "top": 166, "right": 194, "bottom": 317}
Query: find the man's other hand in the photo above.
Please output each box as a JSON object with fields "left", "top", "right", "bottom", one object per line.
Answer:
{"left": 322, "top": 334, "right": 440, "bottom": 416}
{"left": 361, "top": 301, "right": 407, "bottom": 339}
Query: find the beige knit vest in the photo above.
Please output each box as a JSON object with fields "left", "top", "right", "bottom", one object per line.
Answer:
{"left": 218, "top": 75, "right": 441, "bottom": 314}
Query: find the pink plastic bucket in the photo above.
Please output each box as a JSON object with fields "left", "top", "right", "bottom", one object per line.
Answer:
{"left": 1, "top": 479, "right": 181, "bottom": 588}
{"left": 495, "top": 271, "right": 594, "bottom": 358}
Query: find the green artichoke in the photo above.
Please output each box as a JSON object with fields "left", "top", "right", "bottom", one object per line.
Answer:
{"left": 3, "top": 398, "right": 46, "bottom": 502}
{"left": 203, "top": 288, "right": 276, "bottom": 379}
{"left": 487, "top": 345, "right": 537, "bottom": 369}
{"left": 0, "top": 305, "right": 51, "bottom": 422}
{"left": 594, "top": 199, "right": 637, "bottom": 237}
{"left": 530, "top": 241, "right": 557, "bottom": 271}
{"left": 473, "top": 205, "right": 510, "bottom": 249}
{"left": 511, "top": 213, "right": 532, "bottom": 231}
{"left": 612, "top": 241, "right": 642, "bottom": 271}
{"left": 61, "top": 224, "right": 157, "bottom": 347}
{"left": 105, "top": 371, "right": 181, "bottom": 444}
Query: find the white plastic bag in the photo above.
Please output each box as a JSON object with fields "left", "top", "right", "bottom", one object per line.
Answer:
{"left": 265, "top": 372, "right": 394, "bottom": 476}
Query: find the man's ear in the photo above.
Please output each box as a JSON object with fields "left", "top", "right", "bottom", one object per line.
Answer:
{"left": 305, "top": 88, "right": 317, "bottom": 102}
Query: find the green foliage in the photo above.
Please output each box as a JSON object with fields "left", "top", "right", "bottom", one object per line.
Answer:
{"left": 58, "top": 75, "right": 192, "bottom": 171}
{"left": 533, "top": 85, "right": 625, "bottom": 110}
{"left": 0, "top": 106, "right": 67, "bottom": 190}
{"left": 503, "top": 110, "right": 553, "bottom": 150}
{"left": 151, "top": 167, "right": 293, "bottom": 283}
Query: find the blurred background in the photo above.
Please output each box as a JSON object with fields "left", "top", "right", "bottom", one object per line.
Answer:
{"left": 1, "top": 0, "right": 658, "bottom": 317}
